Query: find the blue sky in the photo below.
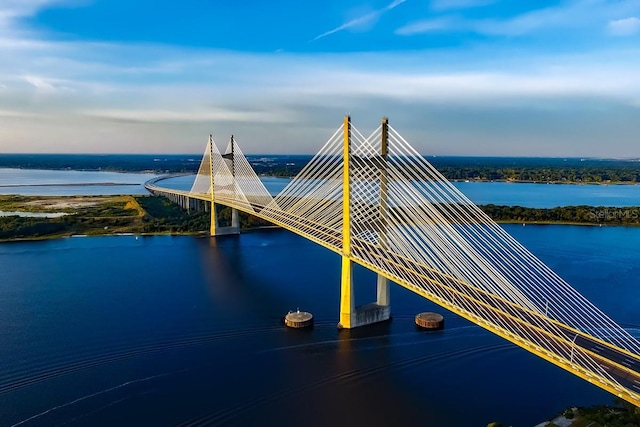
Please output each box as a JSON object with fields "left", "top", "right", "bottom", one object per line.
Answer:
{"left": 1, "top": 0, "right": 639, "bottom": 156}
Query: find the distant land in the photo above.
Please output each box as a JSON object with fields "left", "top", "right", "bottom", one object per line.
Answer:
{"left": 2, "top": 194, "right": 639, "bottom": 242}
{"left": 1, "top": 154, "right": 640, "bottom": 184}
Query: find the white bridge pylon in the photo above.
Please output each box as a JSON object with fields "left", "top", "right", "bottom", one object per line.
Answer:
{"left": 185, "top": 117, "right": 640, "bottom": 406}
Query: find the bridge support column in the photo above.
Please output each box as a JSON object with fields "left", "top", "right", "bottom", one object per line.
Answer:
{"left": 209, "top": 203, "right": 240, "bottom": 236}
{"left": 339, "top": 257, "right": 355, "bottom": 328}
{"left": 231, "top": 208, "right": 240, "bottom": 231}
{"left": 377, "top": 275, "right": 390, "bottom": 306}
{"left": 210, "top": 202, "right": 219, "bottom": 236}
{"left": 338, "top": 261, "right": 391, "bottom": 329}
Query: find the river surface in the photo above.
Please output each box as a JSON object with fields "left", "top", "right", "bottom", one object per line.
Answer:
{"left": 1, "top": 226, "right": 639, "bottom": 426}
{"left": 0, "top": 169, "right": 157, "bottom": 196}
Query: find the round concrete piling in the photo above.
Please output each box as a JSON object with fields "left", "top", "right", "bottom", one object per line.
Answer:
{"left": 284, "top": 310, "right": 314, "bottom": 329}
{"left": 415, "top": 312, "right": 444, "bottom": 330}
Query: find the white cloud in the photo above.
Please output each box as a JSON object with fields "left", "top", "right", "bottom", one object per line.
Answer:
{"left": 24, "top": 75, "right": 56, "bottom": 90}
{"left": 312, "top": 0, "right": 407, "bottom": 41}
{"left": 82, "top": 108, "right": 292, "bottom": 124}
{"left": 285, "top": 61, "right": 640, "bottom": 107}
{"left": 0, "top": 109, "right": 42, "bottom": 118}
{"left": 464, "top": 1, "right": 601, "bottom": 36}
{"left": 608, "top": 16, "right": 640, "bottom": 36}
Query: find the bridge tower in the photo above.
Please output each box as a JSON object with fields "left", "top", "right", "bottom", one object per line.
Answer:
{"left": 209, "top": 134, "right": 218, "bottom": 236}
{"left": 210, "top": 135, "right": 241, "bottom": 236}
{"left": 338, "top": 116, "right": 391, "bottom": 329}
{"left": 222, "top": 135, "right": 241, "bottom": 234}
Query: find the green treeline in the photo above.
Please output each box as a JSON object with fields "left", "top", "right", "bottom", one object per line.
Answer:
{"left": 135, "top": 197, "right": 271, "bottom": 233}
{"left": 438, "top": 166, "right": 640, "bottom": 183}
{"left": 255, "top": 165, "right": 640, "bottom": 183}
{"left": 479, "top": 204, "right": 640, "bottom": 226}
{"left": 0, "top": 216, "right": 70, "bottom": 239}
{"left": 136, "top": 196, "right": 210, "bottom": 233}
{"left": 0, "top": 214, "right": 140, "bottom": 240}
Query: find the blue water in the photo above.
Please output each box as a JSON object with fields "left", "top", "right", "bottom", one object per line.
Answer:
{"left": 455, "top": 181, "right": 640, "bottom": 208}
{"left": 0, "top": 169, "right": 157, "bottom": 196}
{"left": 1, "top": 225, "right": 639, "bottom": 426}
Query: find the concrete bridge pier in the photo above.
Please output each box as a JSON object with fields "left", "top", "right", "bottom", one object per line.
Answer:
{"left": 231, "top": 208, "right": 240, "bottom": 230}
{"left": 209, "top": 202, "right": 240, "bottom": 237}
{"left": 338, "top": 258, "right": 391, "bottom": 329}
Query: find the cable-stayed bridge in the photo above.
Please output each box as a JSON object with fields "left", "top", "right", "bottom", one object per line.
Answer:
{"left": 145, "top": 116, "right": 640, "bottom": 406}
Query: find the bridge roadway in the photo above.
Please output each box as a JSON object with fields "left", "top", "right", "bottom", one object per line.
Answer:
{"left": 144, "top": 179, "right": 640, "bottom": 403}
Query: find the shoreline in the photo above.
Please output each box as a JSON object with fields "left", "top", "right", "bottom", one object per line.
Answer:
{"left": 0, "top": 226, "right": 283, "bottom": 243}
{"left": 3, "top": 165, "right": 640, "bottom": 186}
{"left": 0, "top": 221, "right": 635, "bottom": 244}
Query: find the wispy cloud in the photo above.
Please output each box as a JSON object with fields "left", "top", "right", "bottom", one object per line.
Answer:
{"left": 82, "top": 108, "right": 290, "bottom": 124}
{"left": 23, "top": 75, "right": 77, "bottom": 92}
{"left": 395, "top": 17, "right": 455, "bottom": 35}
{"left": 397, "top": 0, "right": 640, "bottom": 37}
{"left": 608, "top": 16, "right": 640, "bottom": 36}
{"left": 312, "top": 0, "right": 407, "bottom": 41}
{"left": 0, "top": 0, "right": 74, "bottom": 27}
{"left": 430, "top": 0, "right": 496, "bottom": 12}
{"left": 0, "top": 109, "right": 42, "bottom": 118}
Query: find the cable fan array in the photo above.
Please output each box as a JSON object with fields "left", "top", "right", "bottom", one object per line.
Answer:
{"left": 191, "top": 135, "right": 273, "bottom": 216}
{"left": 189, "top": 121, "right": 640, "bottom": 399}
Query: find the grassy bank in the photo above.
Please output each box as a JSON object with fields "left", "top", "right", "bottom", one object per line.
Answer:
{"left": 0, "top": 195, "right": 274, "bottom": 241}
{"left": 0, "top": 195, "right": 206, "bottom": 241}
{"left": 2, "top": 195, "right": 639, "bottom": 242}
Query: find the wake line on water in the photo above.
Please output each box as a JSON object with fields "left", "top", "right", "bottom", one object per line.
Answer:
{"left": 10, "top": 371, "right": 181, "bottom": 427}
{"left": 57, "top": 389, "right": 159, "bottom": 427}
{"left": 0, "top": 325, "right": 285, "bottom": 396}
{"left": 258, "top": 325, "right": 482, "bottom": 353}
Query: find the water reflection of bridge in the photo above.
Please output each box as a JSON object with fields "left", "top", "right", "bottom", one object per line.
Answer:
{"left": 145, "top": 116, "right": 640, "bottom": 406}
